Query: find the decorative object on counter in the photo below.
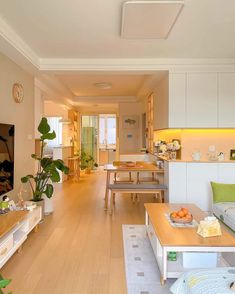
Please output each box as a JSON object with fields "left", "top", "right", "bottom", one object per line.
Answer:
{"left": 230, "top": 149, "right": 235, "bottom": 160}
{"left": 0, "top": 195, "right": 10, "bottom": 214}
{"left": 155, "top": 139, "right": 182, "bottom": 160}
{"left": 218, "top": 152, "right": 225, "bottom": 161}
{"left": 207, "top": 145, "right": 218, "bottom": 161}
{"left": 21, "top": 117, "right": 69, "bottom": 214}
{"left": 166, "top": 140, "right": 181, "bottom": 160}
{"left": 197, "top": 216, "right": 222, "bottom": 238}
{"left": 192, "top": 149, "right": 201, "bottom": 161}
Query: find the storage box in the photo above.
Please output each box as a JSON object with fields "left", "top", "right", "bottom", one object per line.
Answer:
{"left": 180, "top": 252, "right": 218, "bottom": 268}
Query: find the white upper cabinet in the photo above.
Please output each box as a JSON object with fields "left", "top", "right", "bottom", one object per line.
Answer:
{"left": 154, "top": 71, "right": 235, "bottom": 130}
{"left": 218, "top": 73, "right": 235, "bottom": 128}
{"left": 186, "top": 73, "right": 218, "bottom": 128}
{"left": 169, "top": 73, "right": 186, "bottom": 128}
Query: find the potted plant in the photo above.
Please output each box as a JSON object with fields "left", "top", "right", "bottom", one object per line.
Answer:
{"left": 21, "top": 117, "right": 69, "bottom": 212}
{"left": 0, "top": 274, "right": 11, "bottom": 294}
{"left": 80, "top": 151, "right": 98, "bottom": 174}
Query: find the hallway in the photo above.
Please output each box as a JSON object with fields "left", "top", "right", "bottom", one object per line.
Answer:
{"left": 2, "top": 172, "right": 153, "bottom": 294}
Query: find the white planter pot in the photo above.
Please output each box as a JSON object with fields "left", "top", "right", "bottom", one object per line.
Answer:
{"left": 43, "top": 196, "right": 54, "bottom": 215}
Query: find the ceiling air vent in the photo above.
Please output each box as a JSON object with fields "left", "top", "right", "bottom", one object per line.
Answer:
{"left": 121, "top": 0, "right": 184, "bottom": 39}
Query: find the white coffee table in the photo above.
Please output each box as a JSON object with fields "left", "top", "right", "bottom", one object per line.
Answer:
{"left": 145, "top": 203, "right": 235, "bottom": 285}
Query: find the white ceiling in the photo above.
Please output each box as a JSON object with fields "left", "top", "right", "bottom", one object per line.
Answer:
{"left": 0, "top": 0, "right": 235, "bottom": 59}
{"left": 56, "top": 73, "right": 148, "bottom": 96}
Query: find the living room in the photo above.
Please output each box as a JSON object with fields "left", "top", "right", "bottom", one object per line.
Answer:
{"left": 1, "top": 1, "right": 235, "bottom": 294}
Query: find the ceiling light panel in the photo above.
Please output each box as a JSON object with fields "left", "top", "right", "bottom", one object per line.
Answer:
{"left": 121, "top": 0, "right": 184, "bottom": 39}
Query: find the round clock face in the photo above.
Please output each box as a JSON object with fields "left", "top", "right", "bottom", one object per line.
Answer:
{"left": 12, "top": 83, "right": 24, "bottom": 103}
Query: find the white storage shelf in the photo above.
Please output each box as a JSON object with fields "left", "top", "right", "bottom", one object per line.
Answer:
{"left": 0, "top": 207, "right": 41, "bottom": 269}
{"left": 147, "top": 220, "right": 230, "bottom": 279}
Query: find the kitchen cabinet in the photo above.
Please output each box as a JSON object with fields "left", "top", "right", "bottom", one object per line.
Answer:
{"left": 164, "top": 161, "right": 187, "bottom": 203}
{"left": 169, "top": 73, "right": 186, "bottom": 128}
{"left": 165, "top": 161, "right": 235, "bottom": 212}
{"left": 154, "top": 71, "right": 235, "bottom": 129}
{"left": 186, "top": 73, "right": 218, "bottom": 128}
{"left": 218, "top": 73, "right": 235, "bottom": 127}
{"left": 186, "top": 163, "right": 218, "bottom": 211}
{"left": 218, "top": 163, "right": 235, "bottom": 183}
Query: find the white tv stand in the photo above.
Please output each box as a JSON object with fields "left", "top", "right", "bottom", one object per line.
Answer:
{"left": 0, "top": 207, "right": 41, "bottom": 269}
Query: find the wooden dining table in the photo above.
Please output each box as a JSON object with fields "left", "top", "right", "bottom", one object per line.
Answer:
{"left": 103, "top": 162, "right": 164, "bottom": 210}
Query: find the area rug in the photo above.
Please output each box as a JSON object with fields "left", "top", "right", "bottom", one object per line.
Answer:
{"left": 122, "top": 225, "right": 175, "bottom": 294}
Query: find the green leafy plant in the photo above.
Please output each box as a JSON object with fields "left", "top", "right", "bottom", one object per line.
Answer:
{"left": 0, "top": 274, "right": 11, "bottom": 294}
{"left": 21, "top": 117, "right": 69, "bottom": 202}
{"left": 80, "top": 151, "right": 98, "bottom": 170}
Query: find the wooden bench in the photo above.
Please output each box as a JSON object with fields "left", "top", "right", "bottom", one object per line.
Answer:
{"left": 107, "top": 183, "right": 167, "bottom": 215}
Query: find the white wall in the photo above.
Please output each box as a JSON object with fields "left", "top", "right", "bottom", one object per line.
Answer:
{"left": 119, "top": 102, "right": 143, "bottom": 154}
{"left": 0, "top": 53, "right": 34, "bottom": 202}
{"left": 34, "top": 86, "right": 44, "bottom": 138}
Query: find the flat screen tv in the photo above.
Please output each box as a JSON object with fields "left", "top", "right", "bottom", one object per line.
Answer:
{"left": 0, "top": 123, "right": 14, "bottom": 196}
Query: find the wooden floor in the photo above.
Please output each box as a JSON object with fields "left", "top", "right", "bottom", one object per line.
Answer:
{"left": 2, "top": 171, "right": 159, "bottom": 294}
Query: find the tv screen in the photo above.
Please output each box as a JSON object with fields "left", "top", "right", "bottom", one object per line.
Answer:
{"left": 0, "top": 124, "right": 14, "bottom": 196}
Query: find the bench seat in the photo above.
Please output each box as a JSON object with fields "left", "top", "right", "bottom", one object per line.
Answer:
{"left": 107, "top": 183, "right": 167, "bottom": 214}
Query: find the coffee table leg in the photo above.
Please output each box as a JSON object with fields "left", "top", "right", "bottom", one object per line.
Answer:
{"left": 161, "top": 248, "right": 167, "bottom": 285}
{"left": 160, "top": 276, "right": 165, "bottom": 285}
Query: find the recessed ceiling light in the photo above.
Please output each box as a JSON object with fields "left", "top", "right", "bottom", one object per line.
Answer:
{"left": 94, "top": 82, "right": 112, "bottom": 89}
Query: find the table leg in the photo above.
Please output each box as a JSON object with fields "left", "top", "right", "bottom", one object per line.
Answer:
{"left": 161, "top": 247, "right": 167, "bottom": 285}
{"left": 104, "top": 171, "right": 110, "bottom": 211}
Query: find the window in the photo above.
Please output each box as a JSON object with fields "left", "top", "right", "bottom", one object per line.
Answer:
{"left": 46, "top": 117, "right": 62, "bottom": 146}
{"left": 99, "top": 115, "right": 116, "bottom": 148}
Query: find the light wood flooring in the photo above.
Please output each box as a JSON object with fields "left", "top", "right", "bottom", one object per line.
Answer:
{"left": 2, "top": 171, "right": 159, "bottom": 294}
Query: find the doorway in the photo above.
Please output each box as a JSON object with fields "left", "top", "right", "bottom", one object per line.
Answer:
{"left": 81, "top": 114, "right": 117, "bottom": 167}
{"left": 81, "top": 115, "right": 98, "bottom": 167}
{"left": 99, "top": 114, "right": 116, "bottom": 165}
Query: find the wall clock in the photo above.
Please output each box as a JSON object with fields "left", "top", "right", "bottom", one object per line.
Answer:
{"left": 12, "top": 83, "right": 24, "bottom": 103}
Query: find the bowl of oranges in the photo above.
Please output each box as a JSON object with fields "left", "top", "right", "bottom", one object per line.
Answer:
{"left": 170, "top": 207, "right": 193, "bottom": 223}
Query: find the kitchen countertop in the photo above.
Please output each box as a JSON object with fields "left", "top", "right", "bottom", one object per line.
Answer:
{"left": 157, "top": 155, "right": 235, "bottom": 163}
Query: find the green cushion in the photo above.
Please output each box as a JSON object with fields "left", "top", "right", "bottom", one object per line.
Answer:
{"left": 211, "top": 182, "right": 235, "bottom": 203}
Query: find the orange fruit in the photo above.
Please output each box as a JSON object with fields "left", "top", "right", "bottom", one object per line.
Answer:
{"left": 177, "top": 210, "right": 185, "bottom": 218}
{"left": 185, "top": 213, "right": 192, "bottom": 219}
{"left": 171, "top": 212, "right": 177, "bottom": 218}
{"left": 181, "top": 208, "right": 189, "bottom": 215}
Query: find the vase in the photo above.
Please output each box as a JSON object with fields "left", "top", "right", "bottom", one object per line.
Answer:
{"left": 170, "top": 151, "right": 177, "bottom": 160}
